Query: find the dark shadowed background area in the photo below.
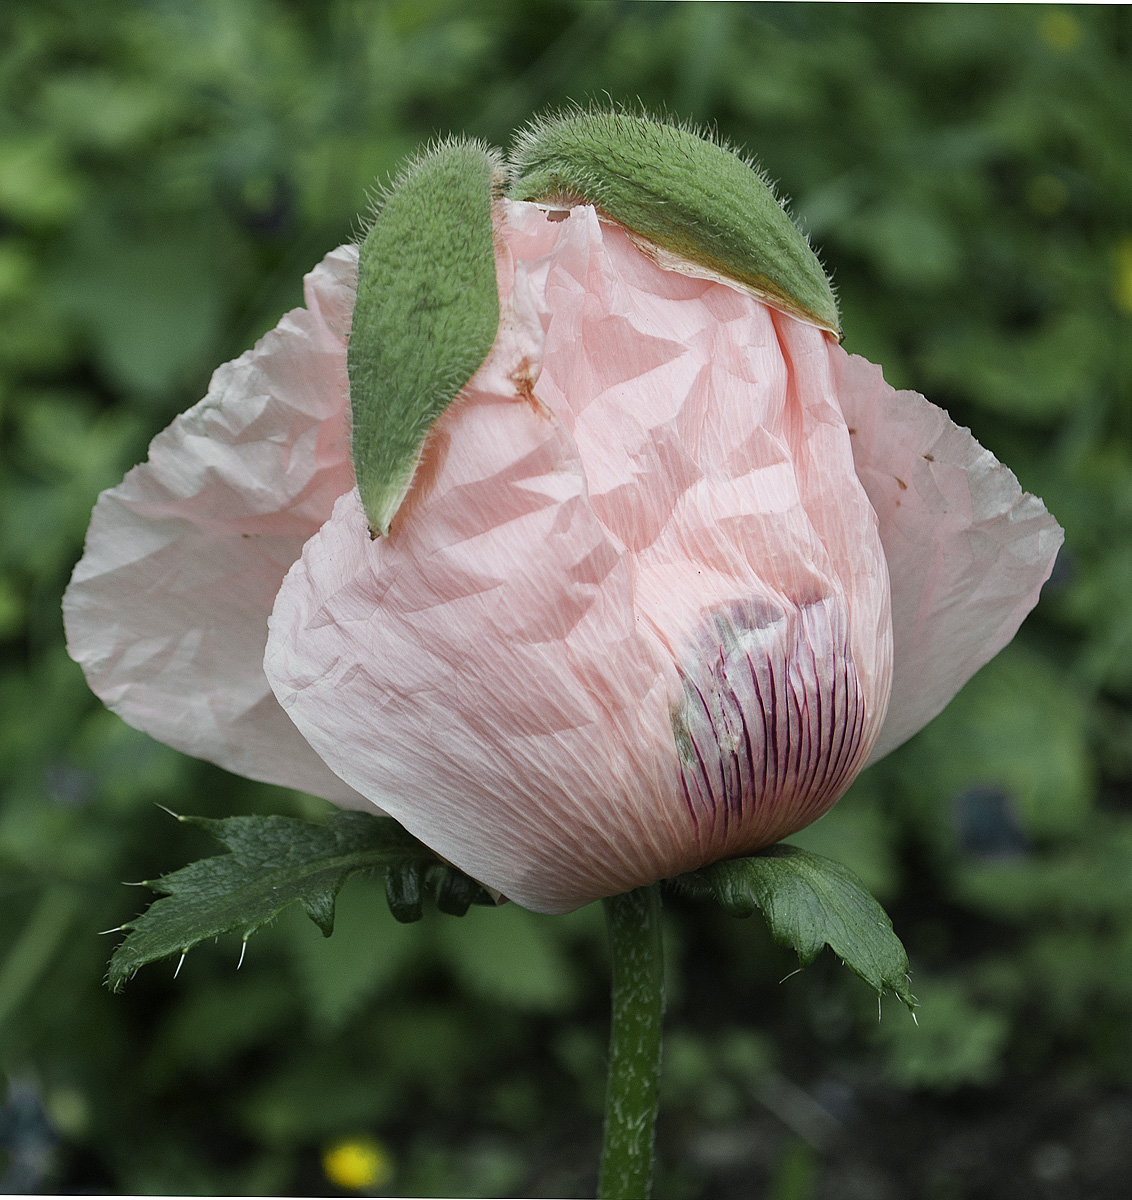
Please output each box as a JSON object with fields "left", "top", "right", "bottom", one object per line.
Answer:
{"left": 1, "top": 2, "right": 1131, "bottom": 1196}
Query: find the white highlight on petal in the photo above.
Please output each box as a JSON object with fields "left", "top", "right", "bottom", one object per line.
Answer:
{"left": 63, "top": 247, "right": 369, "bottom": 806}
{"left": 834, "top": 354, "right": 1064, "bottom": 762}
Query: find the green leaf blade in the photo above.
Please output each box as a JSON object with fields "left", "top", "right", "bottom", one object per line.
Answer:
{"left": 107, "top": 812, "right": 491, "bottom": 991}
{"left": 678, "top": 844, "right": 914, "bottom": 1008}
{"left": 349, "top": 138, "right": 503, "bottom": 536}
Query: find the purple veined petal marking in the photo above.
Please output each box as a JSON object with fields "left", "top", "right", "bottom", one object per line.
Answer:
{"left": 672, "top": 594, "right": 868, "bottom": 850}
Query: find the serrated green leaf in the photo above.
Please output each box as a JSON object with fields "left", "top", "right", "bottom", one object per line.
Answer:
{"left": 676, "top": 844, "right": 914, "bottom": 1008}
{"left": 507, "top": 109, "right": 839, "bottom": 335}
{"left": 349, "top": 138, "right": 503, "bottom": 536}
{"left": 107, "top": 811, "right": 492, "bottom": 991}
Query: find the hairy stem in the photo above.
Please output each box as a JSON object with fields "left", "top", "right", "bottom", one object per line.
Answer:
{"left": 599, "top": 884, "right": 665, "bottom": 1200}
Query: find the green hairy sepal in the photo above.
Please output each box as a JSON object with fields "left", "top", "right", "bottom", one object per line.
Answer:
{"left": 508, "top": 108, "right": 840, "bottom": 336}
{"left": 348, "top": 114, "right": 838, "bottom": 534}
{"left": 349, "top": 138, "right": 503, "bottom": 536}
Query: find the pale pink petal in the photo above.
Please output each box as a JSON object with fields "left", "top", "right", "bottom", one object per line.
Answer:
{"left": 63, "top": 246, "right": 369, "bottom": 806}
{"left": 265, "top": 203, "right": 894, "bottom": 911}
{"left": 834, "top": 352, "right": 1064, "bottom": 762}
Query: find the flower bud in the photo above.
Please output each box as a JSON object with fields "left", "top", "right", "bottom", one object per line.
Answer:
{"left": 63, "top": 116, "right": 1062, "bottom": 915}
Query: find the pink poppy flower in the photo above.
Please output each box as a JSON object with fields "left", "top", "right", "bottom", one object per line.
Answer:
{"left": 63, "top": 198, "right": 1062, "bottom": 914}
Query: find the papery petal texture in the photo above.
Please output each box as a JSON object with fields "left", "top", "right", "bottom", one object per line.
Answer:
{"left": 64, "top": 185, "right": 1062, "bottom": 911}
{"left": 63, "top": 247, "right": 369, "bottom": 806}
{"left": 834, "top": 355, "right": 1064, "bottom": 762}
{"left": 265, "top": 202, "right": 895, "bottom": 913}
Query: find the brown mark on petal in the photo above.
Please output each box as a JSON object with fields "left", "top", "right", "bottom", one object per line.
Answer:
{"left": 847, "top": 427, "right": 857, "bottom": 436}
{"left": 896, "top": 477, "right": 908, "bottom": 490}
{"left": 671, "top": 595, "right": 868, "bottom": 863}
{"left": 923, "top": 453, "right": 935, "bottom": 462}
{"left": 511, "top": 357, "right": 551, "bottom": 417}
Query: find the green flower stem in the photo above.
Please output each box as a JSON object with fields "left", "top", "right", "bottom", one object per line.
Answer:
{"left": 599, "top": 884, "right": 665, "bottom": 1200}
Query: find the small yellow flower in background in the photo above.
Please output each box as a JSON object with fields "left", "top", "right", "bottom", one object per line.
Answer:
{"left": 322, "top": 1136, "right": 394, "bottom": 1192}
{"left": 1039, "top": 9, "right": 1081, "bottom": 52}
{"left": 1114, "top": 237, "right": 1132, "bottom": 316}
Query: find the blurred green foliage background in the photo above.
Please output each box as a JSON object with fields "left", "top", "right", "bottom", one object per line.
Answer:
{"left": 1, "top": 2, "right": 1130, "bottom": 1196}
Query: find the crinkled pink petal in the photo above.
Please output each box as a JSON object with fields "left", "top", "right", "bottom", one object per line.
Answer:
{"left": 264, "top": 202, "right": 894, "bottom": 912}
{"left": 833, "top": 353, "right": 1064, "bottom": 762}
{"left": 63, "top": 246, "right": 369, "bottom": 807}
